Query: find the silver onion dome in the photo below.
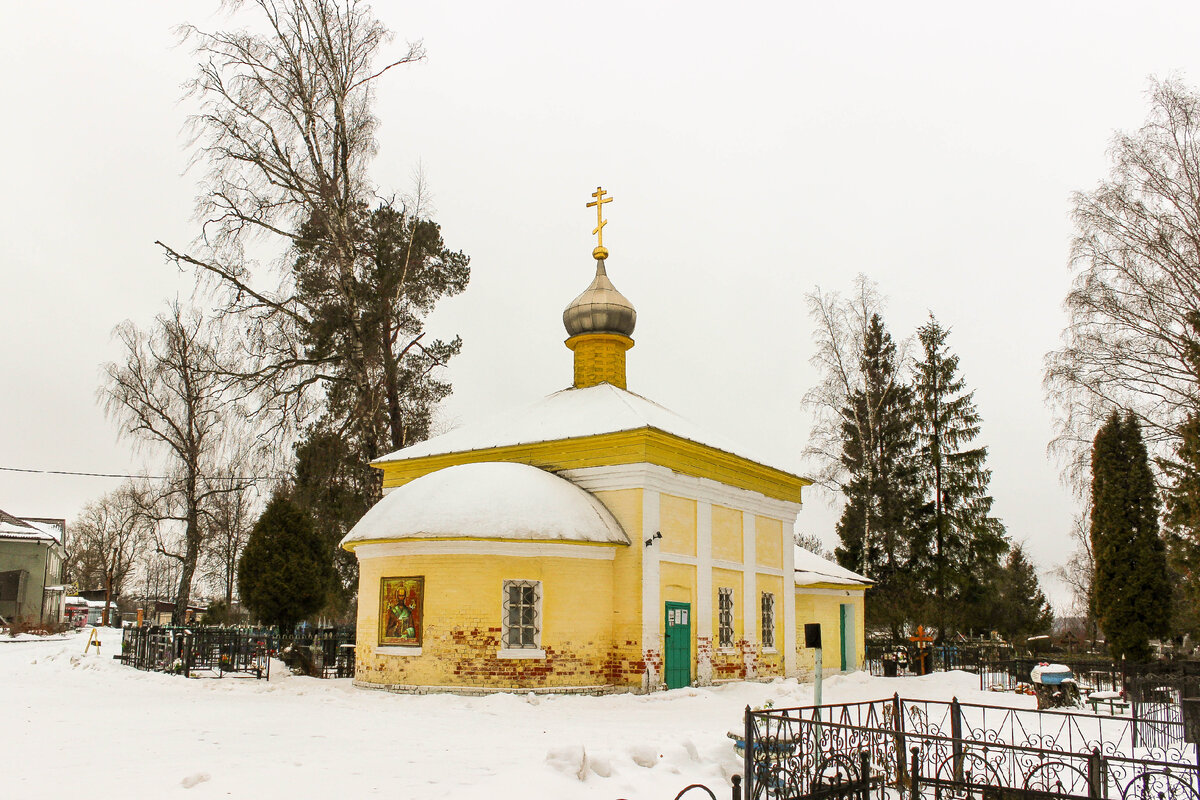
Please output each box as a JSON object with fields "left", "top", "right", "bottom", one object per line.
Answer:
{"left": 563, "top": 259, "right": 637, "bottom": 337}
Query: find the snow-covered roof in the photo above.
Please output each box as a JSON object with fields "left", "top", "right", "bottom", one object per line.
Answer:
{"left": 342, "top": 462, "right": 631, "bottom": 548}
{"left": 0, "top": 509, "right": 60, "bottom": 543}
{"left": 793, "top": 545, "right": 871, "bottom": 587}
{"left": 23, "top": 519, "right": 64, "bottom": 544}
{"left": 375, "top": 383, "right": 792, "bottom": 474}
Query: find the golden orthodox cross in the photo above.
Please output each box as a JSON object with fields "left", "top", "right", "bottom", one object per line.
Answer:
{"left": 586, "top": 186, "right": 612, "bottom": 249}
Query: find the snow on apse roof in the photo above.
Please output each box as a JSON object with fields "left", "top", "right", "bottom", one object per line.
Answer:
{"left": 375, "top": 383, "right": 790, "bottom": 473}
{"left": 341, "top": 462, "right": 631, "bottom": 547}
{"left": 793, "top": 545, "right": 871, "bottom": 587}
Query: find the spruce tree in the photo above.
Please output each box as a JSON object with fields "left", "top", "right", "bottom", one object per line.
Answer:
{"left": 1163, "top": 312, "right": 1200, "bottom": 638}
{"left": 1090, "top": 412, "right": 1171, "bottom": 661}
{"left": 834, "top": 313, "right": 928, "bottom": 636}
{"left": 992, "top": 544, "right": 1054, "bottom": 641}
{"left": 1164, "top": 411, "right": 1200, "bottom": 637}
{"left": 291, "top": 429, "right": 375, "bottom": 620}
{"left": 238, "top": 494, "right": 335, "bottom": 632}
{"left": 912, "top": 316, "right": 1008, "bottom": 636}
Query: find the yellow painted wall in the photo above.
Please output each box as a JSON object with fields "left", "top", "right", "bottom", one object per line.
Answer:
{"left": 755, "top": 516, "right": 783, "bottom": 569}
{"left": 794, "top": 589, "right": 867, "bottom": 675}
{"left": 659, "top": 494, "right": 697, "bottom": 557}
{"left": 356, "top": 550, "right": 625, "bottom": 688}
{"left": 756, "top": 573, "right": 785, "bottom": 676}
{"left": 710, "top": 567, "right": 745, "bottom": 680}
{"left": 660, "top": 561, "right": 697, "bottom": 680}
{"left": 711, "top": 506, "right": 743, "bottom": 563}
{"left": 594, "top": 489, "right": 644, "bottom": 681}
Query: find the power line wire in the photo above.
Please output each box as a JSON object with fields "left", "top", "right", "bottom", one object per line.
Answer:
{"left": 0, "top": 466, "right": 287, "bottom": 481}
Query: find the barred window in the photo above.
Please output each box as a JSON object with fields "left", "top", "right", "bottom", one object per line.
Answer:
{"left": 761, "top": 592, "right": 776, "bottom": 649}
{"left": 502, "top": 580, "right": 541, "bottom": 649}
{"left": 718, "top": 587, "right": 734, "bottom": 648}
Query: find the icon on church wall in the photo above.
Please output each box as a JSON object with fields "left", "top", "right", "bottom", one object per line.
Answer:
{"left": 379, "top": 576, "right": 424, "bottom": 646}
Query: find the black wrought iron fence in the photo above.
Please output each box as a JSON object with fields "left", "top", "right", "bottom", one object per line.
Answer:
{"left": 120, "top": 626, "right": 270, "bottom": 678}
{"left": 866, "top": 643, "right": 1013, "bottom": 677}
{"left": 119, "top": 625, "right": 357, "bottom": 679}
{"left": 741, "top": 694, "right": 1199, "bottom": 800}
{"left": 980, "top": 659, "right": 1131, "bottom": 694}
{"left": 275, "top": 628, "right": 357, "bottom": 678}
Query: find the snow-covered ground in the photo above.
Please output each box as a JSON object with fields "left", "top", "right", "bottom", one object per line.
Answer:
{"left": 1, "top": 628, "right": 1034, "bottom": 799}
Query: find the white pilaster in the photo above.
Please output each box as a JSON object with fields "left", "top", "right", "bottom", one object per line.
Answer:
{"left": 743, "top": 510, "right": 757, "bottom": 678}
{"left": 696, "top": 500, "right": 713, "bottom": 685}
{"left": 783, "top": 524, "right": 797, "bottom": 677}
{"left": 641, "top": 489, "right": 662, "bottom": 689}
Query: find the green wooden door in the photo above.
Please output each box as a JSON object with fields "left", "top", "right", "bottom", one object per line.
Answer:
{"left": 664, "top": 602, "right": 691, "bottom": 689}
{"left": 840, "top": 603, "right": 854, "bottom": 671}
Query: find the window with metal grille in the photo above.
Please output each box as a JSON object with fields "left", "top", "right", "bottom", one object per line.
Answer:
{"left": 761, "top": 592, "right": 775, "bottom": 649}
{"left": 502, "top": 580, "right": 541, "bottom": 649}
{"left": 718, "top": 587, "right": 734, "bottom": 648}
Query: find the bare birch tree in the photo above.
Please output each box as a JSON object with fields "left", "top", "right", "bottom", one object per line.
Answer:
{"left": 802, "top": 275, "right": 891, "bottom": 490}
{"left": 66, "top": 483, "right": 151, "bottom": 624}
{"left": 803, "top": 276, "right": 908, "bottom": 580}
{"left": 101, "top": 303, "right": 252, "bottom": 624}
{"left": 1051, "top": 506, "right": 1097, "bottom": 641}
{"left": 1046, "top": 78, "right": 1200, "bottom": 486}
{"left": 157, "top": 0, "right": 434, "bottom": 443}
{"left": 201, "top": 452, "right": 261, "bottom": 608}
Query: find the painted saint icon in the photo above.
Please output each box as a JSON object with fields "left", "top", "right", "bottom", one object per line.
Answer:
{"left": 379, "top": 576, "right": 424, "bottom": 646}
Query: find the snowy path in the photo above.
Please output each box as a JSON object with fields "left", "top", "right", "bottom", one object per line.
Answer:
{"left": 1, "top": 629, "right": 1032, "bottom": 799}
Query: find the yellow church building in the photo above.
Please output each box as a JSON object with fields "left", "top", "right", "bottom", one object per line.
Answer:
{"left": 341, "top": 188, "right": 869, "bottom": 693}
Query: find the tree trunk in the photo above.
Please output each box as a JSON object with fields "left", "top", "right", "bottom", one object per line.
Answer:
{"left": 382, "top": 324, "right": 405, "bottom": 451}
{"left": 102, "top": 571, "right": 112, "bottom": 627}
{"left": 172, "top": 476, "right": 202, "bottom": 626}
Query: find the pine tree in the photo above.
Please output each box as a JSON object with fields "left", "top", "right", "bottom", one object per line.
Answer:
{"left": 912, "top": 316, "right": 1008, "bottom": 636}
{"left": 834, "top": 313, "right": 928, "bottom": 636}
{"left": 1090, "top": 412, "right": 1172, "bottom": 660}
{"left": 992, "top": 544, "right": 1054, "bottom": 642}
{"left": 238, "top": 494, "right": 335, "bottom": 632}
{"left": 294, "top": 203, "right": 469, "bottom": 464}
{"left": 288, "top": 206, "right": 468, "bottom": 622}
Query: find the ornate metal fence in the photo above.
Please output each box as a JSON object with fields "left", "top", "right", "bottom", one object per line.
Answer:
{"left": 120, "top": 626, "right": 270, "bottom": 678}
{"left": 980, "top": 659, "right": 1129, "bottom": 694}
{"left": 867, "top": 643, "right": 1011, "bottom": 677}
{"left": 742, "top": 695, "right": 1199, "bottom": 800}
{"left": 120, "top": 625, "right": 357, "bottom": 679}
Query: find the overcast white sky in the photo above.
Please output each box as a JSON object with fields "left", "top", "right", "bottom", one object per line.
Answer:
{"left": 3, "top": 1, "right": 1195, "bottom": 610}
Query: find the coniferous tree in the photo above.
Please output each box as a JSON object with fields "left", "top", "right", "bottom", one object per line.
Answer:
{"left": 1090, "top": 412, "right": 1171, "bottom": 660}
{"left": 238, "top": 494, "right": 335, "bottom": 632}
{"left": 912, "top": 316, "right": 1009, "bottom": 636}
{"left": 288, "top": 207, "right": 469, "bottom": 620}
{"left": 1164, "top": 412, "right": 1200, "bottom": 638}
{"left": 293, "top": 203, "right": 469, "bottom": 463}
{"left": 834, "top": 313, "right": 928, "bottom": 636}
{"left": 992, "top": 544, "right": 1054, "bottom": 642}
{"left": 1163, "top": 312, "right": 1200, "bottom": 638}
{"left": 291, "top": 429, "right": 375, "bottom": 620}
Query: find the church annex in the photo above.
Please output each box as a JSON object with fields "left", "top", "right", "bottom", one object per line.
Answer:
{"left": 341, "top": 188, "right": 870, "bottom": 693}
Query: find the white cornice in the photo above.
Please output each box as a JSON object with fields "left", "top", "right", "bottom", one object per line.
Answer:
{"left": 559, "top": 463, "right": 802, "bottom": 521}
{"left": 794, "top": 586, "right": 867, "bottom": 597}
{"left": 355, "top": 540, "right": 617, "bottom": 561}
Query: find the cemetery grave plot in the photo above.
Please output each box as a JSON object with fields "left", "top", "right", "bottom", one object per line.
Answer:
{"left": 119, "top": 625, "right": 355, "bottom": 679}
{"left": 741, "top": 695, "right": 1200, "bottom": 800}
